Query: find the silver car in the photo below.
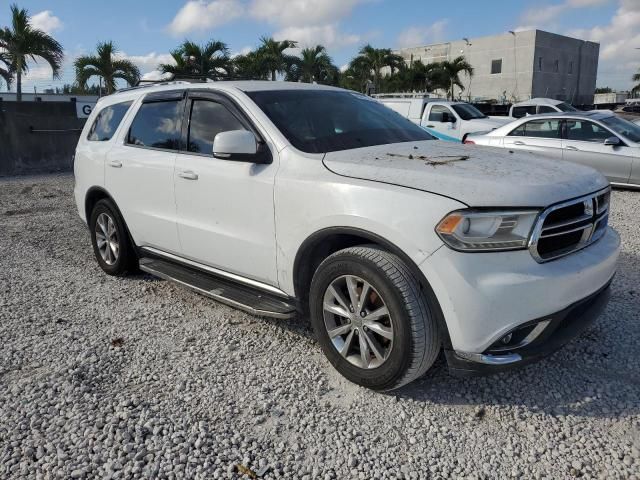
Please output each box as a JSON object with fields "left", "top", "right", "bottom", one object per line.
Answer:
{"left": 466, "top": 111, "right": 640, "bottom": 188}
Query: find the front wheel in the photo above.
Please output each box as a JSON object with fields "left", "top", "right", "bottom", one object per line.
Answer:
{"left": 309, "top": 246, "right": 440, "bottom": 391}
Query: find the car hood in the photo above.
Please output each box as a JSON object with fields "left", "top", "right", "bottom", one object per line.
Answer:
{"left": 322, "top": 141, "right": 608, "bottom": 207}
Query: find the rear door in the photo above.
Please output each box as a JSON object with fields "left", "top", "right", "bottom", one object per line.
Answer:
{"left": 105, "top": 91, "right": 185, "bottom": 254}
{"left": 562, "top": 119, "right": 633, "bottom": 183}
{"left": 503, "top": 118, "right": 564, "bottom": 159}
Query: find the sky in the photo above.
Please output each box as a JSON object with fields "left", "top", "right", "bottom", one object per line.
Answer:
{"left": 0, "top": 0, "right": 638, "bottom": 92}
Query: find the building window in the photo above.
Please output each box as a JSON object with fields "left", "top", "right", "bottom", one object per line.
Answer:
{"left": 568, "top": 61, "right": 573, "bottom": 74}
{"left": 554, "top": 59, "right": 559, "bottom": 73}
{"left": 491, "top": 59, "right": 502, "bottom": 74}
{"left": 538, "top": 57, "right": 543, "bottom": 71}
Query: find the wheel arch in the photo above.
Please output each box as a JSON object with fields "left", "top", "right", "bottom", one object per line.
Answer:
{"left": 292, "top": 227, "right": 451, "bottom": 348}
{"left": 84, "top": 186, "right": 138, "bottom": 251}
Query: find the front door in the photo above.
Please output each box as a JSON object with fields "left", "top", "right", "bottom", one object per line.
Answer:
{"left": 423, "top": 105, "right": 461, "bottom": 142}
{"left": 562, "top": 119, "right": 633, "bottom": 184}
{"left": 173, "top": 92, "right": 279, "bottom": 285}
{"left": 503, "top": 118, "right": 564, "bottom": 159}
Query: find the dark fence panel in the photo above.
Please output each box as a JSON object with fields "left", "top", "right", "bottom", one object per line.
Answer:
{"left": 0, "top": 102, "right": 87, "bottom": 176}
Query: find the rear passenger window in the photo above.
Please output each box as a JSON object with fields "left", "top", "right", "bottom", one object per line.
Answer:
{"left": 187, "top": 100, "right": 246, "bottom": 154}
{"left": 538, "top": 106, "right": 556, "bottom": 114}
{"left": 517, "top": 119, "right": 561, "bottom": 139}
{"left": 511, "top": 106, "right": 536, "bottom": 118}
{"left": 127, "top": 100, "right": 183, "bottom": 150}
{"left": 87, "top": 101, "right": 132, "bottom": 141}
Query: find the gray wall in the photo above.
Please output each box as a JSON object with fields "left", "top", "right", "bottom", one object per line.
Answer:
{"left": 394, "top": 29, "right": 599, "bottom": 104}
{"left": 531, "top": 31, "right": 599, "bottom": 105}
{"left": 0, "top": 101, "right": 86, "bottom": 176}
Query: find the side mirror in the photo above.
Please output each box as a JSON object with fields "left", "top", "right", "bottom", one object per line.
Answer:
{"left": 603, "top": 136, "right": 621, "bottom": 146}
{"left": 441, "top": 112, "right": 455, "bottom": 123}
{"left": 213, "top": 130, "right": 259, "bottom": 161}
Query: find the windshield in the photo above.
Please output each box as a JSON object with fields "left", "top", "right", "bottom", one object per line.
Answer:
{"left": 601, "top": 115, "right": 640, "bottom": 143}
{"left": 451, "top": 103, "right": 487, "bottom": 120}
{"left": 246, "top": 90, "right": 434, "bottom": 154}
{"left": 556, "top": 102, "right": 578, "bottom": 112}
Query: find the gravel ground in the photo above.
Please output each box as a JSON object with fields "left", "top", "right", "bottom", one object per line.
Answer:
{"left": 0, "top": 173, "right": 638, "bottom": 480}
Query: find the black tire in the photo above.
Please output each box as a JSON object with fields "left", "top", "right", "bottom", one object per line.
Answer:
{"left": 89, "top": 199, "right": 138, "bottom": 276}
{"left": 309, "top": 246, "right": 440, "bottom": 391}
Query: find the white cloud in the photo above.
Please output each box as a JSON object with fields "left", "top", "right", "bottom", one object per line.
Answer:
{"left": 517, "top": 0, "right": 611, "bottom": 30}
{"left": 168, "top": 0, "right": 244, "bottom": 35}
{"left": 566, "top": 0, "right": 640, "bottom": 89}
{"left": 249, "top": 0, "right": 364, "bottom": 28}
{"left": 396, "top": 20, "right": 448, "bottom": 48}
{"left": 116, "top": 52, "right": 175, "bottom": 73}
{"left": 274, "top": 24, "right": 361, "bottom": 49}
{"left": 30, "top": 10, "right": 63, "bottom": 34}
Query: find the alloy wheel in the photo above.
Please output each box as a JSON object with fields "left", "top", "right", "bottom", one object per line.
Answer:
{"left": 95, "top": 212, "right": 119, "bottom": 266}
{"left": 322, "top": 275, "right": 394, "bottom": 369}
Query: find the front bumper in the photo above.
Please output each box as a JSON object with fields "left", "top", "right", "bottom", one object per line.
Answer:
{"left": 444, "top": 281, "right": 612, "bottom": 376}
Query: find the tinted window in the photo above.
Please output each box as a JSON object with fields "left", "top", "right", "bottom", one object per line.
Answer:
{"left": 88, "top": 101, "right": 132, "bottom": 141}
{"left": 566, "top": 120, "right": 612, "bottom": 143}
{"left": 512, "top": 106, "right": 536, "bottom": 118}
{"left": 246, "top": 90, "right": 433, "bottom": 154}
{"left": 601, "top": 116, "right": 640, "bottom": 143}
{"left": 428, "top": 105, "right": 453, "bottom": 122}
{"left": 557, "top": 102, "right": 578, "bottom": 112}
{"left": 127, "top": 100, "right": 183, "bottom": 150}
{"left": 509, "top": 119, "right": 561, "bottom": 138}
{"left": 538, "top": 106, "right": 556, "bottom": 114}
{"left": 491, "top": 59, "right": 502, "bottom": 74}
{"left": 452, "top": 104, "right": 487, "bottom": 120}
{"left": 188, "top": 100, "right": 246, "bottom": 154}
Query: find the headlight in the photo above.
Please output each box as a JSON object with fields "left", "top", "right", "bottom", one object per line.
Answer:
{"left": 436, "top": 209, "right": 540, "bottom": 251}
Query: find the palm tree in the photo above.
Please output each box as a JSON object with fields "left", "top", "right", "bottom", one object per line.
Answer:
{"left": 159, "top": 40, "right": 232, "bottom": 80}
{"left": 292, "top": 45, "right": 336, "bottom": 83}
{"left": 232, "top": 50, "right": 270, "bottom": 80}
{"left": 440, "top": 56, "right": 474, "bottom": 100}
{"left": 256, "top": 37, "right": 297, "bottom": 81}
{"left": 74, "top": 41, "right": 140, "bottom": 95}
{"left": 349, "top": 45, "right": 404, "bottom": 91}
{"left": 0, "top": 52, "right": 12, "bottom": 90}
{"left": 633, "top": 69, "right": 640, "bottom": 94}
{"left": 0, "top": 4, "right": 63, "bottom": 101}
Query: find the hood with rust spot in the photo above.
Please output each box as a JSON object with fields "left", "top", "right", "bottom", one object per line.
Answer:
{"left": 322, "top": 141, "right": 608, "bottom": 207}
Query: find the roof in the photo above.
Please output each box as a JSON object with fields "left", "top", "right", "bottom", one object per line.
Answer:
{"left": 513, "top": 97, "right": 565, "bottom": 107}
{"left": 533, "top": 110, "right": 615, "bottom": 120}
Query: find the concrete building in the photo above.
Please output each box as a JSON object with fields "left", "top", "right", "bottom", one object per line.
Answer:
{"left": 394, "top": 30, "right": 599, "bottom": 105}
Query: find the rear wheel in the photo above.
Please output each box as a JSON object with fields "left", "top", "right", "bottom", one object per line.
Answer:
{"left": 309, "top": 246, "right": 440, "bottom": 391}
{"left": 89, "top": 199, "right": 137, "bottom": 276}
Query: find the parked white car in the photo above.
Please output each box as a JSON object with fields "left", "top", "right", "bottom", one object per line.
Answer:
{"left": 74, "top": 81, "right": 619, "bottom": 390}
{"left": 466, "top": 111, "right": 640, "bottom": 187}
{"left": 509, "top": 97, "right": 579, "bottom": 118}
{"left": 375, "top": 94, "right": 510, "bottom": 142}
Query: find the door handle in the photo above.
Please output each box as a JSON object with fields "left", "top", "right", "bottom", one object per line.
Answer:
{"left": 513, "top": 141, "right": 526, "bottom": 146}
{"left": 178, "top": 170, "right": 199, "bottom": 180}
{"left": 108, "top": 160, "right": 123, "bottom": 168}
{"left": 565, "top": 145, "right": 578, "bottom": 151}
{"left": 427, "top": 125, "right": 435, "bottom": 128}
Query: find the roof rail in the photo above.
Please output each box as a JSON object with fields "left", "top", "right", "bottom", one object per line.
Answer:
{"left": 371, "top": 92, "right": 441, "bottom": 99}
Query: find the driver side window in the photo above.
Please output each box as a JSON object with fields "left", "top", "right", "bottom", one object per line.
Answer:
{"left": 428, "top": 105, "right": 453, "bottom": 122}
{"left": 565, "top": 120, "right": 611, "bottom": 143}
{"left": 187, "top": 99, "right": 247, "bottom": 155}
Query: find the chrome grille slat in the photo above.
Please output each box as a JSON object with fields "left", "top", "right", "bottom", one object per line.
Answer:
{"left": 529, "top": 187, "right": 611, "bottom": 263}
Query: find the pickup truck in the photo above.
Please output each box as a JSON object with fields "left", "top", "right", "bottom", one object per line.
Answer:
{"left": 74, "top": 81, "right": 619, "bottom": 390}
{"left": 375, "top": 95, "right": 510, "bottom": 142}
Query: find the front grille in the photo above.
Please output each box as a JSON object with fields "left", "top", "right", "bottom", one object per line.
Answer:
{"left": 529, "top": 187, "right": 610, "bottom": 262}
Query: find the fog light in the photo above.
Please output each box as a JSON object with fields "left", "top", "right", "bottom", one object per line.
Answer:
{"left": 501, "top": 333, "right": 513, "bottom": 345}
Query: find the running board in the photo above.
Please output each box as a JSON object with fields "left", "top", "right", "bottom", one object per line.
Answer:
{"left": 139, "top": 258, "right": 297, "bottom": 319}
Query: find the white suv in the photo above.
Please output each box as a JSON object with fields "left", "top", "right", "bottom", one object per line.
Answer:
{"left": 74, "top": 81, "right": 620, "bottom": 390}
